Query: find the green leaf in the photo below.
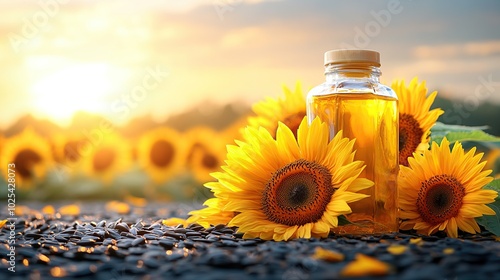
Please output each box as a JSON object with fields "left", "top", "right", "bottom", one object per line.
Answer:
{"left": 431, "top": 122, "right": 500, "bottom": 145}
{"left": 338, "top": 215, "right": 353, "bottom": 226}
{"left": 476, "top": 179, "right": 500, "bottom": 236}
{"left": 484, "top": 179, "right": 500, "bottom": 193}
{"left": 476, "top": 199, "right": 500, "bottom": 236}
{"left": 443, "top": 130, "right": 500, "bottom": 144}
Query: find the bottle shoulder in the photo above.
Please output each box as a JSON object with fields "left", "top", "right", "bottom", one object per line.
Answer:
{"left": 307, "top": 81, "right": 397, "bottom": 100}
{"left": 376, "top": 84, "right": 398, "bottom": 99}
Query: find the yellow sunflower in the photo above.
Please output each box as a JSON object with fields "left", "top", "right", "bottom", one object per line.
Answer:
{"left": 185, "top": 126, "right": 226, "bottom": 183}
{"left": 0, "top": 127, "right": 53, "bottom": 188}
{"left": 399, "top": 138, "right": 498, "bottom": 237}
{"left": 82, "top": 132, "right": 132, "bottom": 182}
{"left": 191, "top": 117, "right": 373, "bottom": 241}
{"left": 391, "top": 77, "right": 444, "bottom": 166}
{"left": 137, "top": 127, "right": 185, "bottom": 183}
{"left": 248, "top": 81, "right": 306, "bottom": 138}
{"left": 51, "top": 133, "right": 88, "bottom": 165}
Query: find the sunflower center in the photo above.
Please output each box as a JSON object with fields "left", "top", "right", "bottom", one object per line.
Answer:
{"left": 92, "top": 147, "right": 116, "bottom": 172}
{"left": 416, "top": 174, "right": 465, "bottom": 225}
{"left": 262, "top": 159, "right": 334, "bottom": 226}
{"left": 202, "top": 153, "right": 218, "bottom": 169}
{"left": 150, "top": 140, "right": 175, "bottom": 168}
{"left": 13, "top": 149, "right": 42, "bottom": 179}
{"left": 399, "top": 113, "right": 424, "bottom": 166}
{"left": 282, "top": 111, "right": 306, "bottom": 138}
{"left": 287, "top": 183, "right": 309, "bottom": 206}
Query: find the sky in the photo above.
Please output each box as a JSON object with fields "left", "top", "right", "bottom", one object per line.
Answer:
{"left": 0, "top": 0, "right": 499, "bottom": 128}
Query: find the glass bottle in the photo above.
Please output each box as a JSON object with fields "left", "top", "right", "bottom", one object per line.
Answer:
{"left": 306, "top": 49, "right": 399, "bottom": 234}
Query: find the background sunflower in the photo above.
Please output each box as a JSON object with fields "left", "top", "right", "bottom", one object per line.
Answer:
{"left": 50, "top": 133, "right": 88, "bottom": 166}
{"left": 0, "top": 127, "right": 53, "bottom": 188}
{"left": 81, "top": 132, "right": 132, "bottom": 183}
{"left": 392, "top": 77, "right": 444, "bottom": 166}
{"left": 248, "top": 81, "right": 306, "bottom": 138}
{"left": 137, "top": 126, "right": 186, "bottom": 184}
{"left": 185, "top": 126, "right": 226, "bottom": 184}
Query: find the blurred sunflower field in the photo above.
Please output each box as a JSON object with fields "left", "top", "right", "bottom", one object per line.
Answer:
{"left": 1, "top": 81, "right": 500, "bottom": 206}
{"left": 0, "top": 105, "right": 248, "bottom": 203}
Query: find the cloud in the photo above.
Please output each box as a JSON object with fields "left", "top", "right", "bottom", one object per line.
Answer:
{"left": 413, "top": 40, "right": 500, "bottom": 59}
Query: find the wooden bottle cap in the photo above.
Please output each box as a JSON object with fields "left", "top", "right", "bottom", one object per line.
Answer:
{"left": 324, "top": 49, "right": 380, "bottom": 66}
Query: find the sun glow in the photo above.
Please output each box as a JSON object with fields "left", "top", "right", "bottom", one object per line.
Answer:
{"left": 30, "top": 63, "right": 115, "bottom": 125}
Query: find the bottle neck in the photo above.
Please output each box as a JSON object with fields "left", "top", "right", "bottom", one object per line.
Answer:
{"left": 324, "top": 63, "right": 381, "bottom": 83}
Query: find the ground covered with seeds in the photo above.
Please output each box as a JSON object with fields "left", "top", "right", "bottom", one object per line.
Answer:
{"left": 1, "top": 202, "right": 500, "bottom": 280}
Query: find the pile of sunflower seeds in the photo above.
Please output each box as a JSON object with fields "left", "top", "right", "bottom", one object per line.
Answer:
{"left": 1, "top": 202, "right": 500, "bottom": 280}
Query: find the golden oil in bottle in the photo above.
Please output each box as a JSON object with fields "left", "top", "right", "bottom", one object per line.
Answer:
{"left": 306, "top": 50, "right": 399, "bottom": 234}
